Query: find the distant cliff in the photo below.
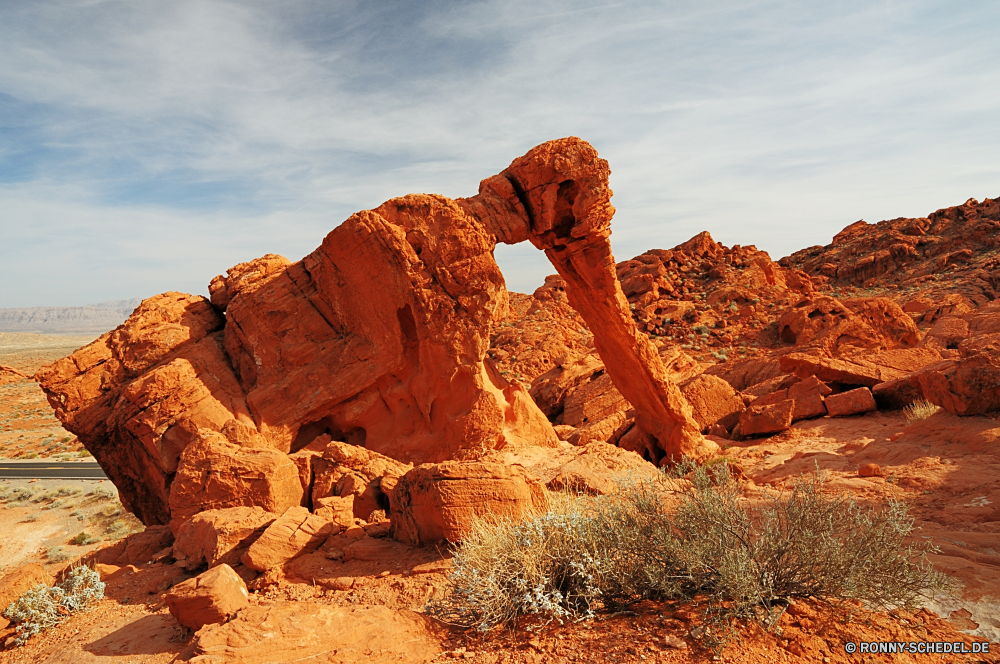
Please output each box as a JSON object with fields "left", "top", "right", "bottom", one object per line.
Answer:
{"left": 0, "top": 298, "right": 144, "bottom": 334}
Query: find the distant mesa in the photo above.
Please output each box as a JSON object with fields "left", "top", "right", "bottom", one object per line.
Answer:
{"left": 0, "top": 298, "right": 144, "bottom": 335}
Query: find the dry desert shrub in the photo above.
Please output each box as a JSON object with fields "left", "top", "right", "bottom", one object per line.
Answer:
{"left": 904, "top": 399, "right": 940, "bottom": 423}
{"left": 430, "top": 462, "right": 949, "bottom": 650}
{"left": 427, "top": 493, "right": 605, "bottom": 630}
{"left": 2, "top": 566, "right": 105, "bottom": 646}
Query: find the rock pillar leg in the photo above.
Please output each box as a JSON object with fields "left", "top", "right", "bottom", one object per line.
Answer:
{"left": 463, "top": 137, "right": 718, "bottom": 462}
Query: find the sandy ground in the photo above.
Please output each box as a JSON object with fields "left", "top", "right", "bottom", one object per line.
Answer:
{"left": 0, "top": 478, "right": 143, "bottom": 573}
{"left": 726, "top": 408, "right": 1000, "bottom": 641}
{"left": 0, "top": 333, "right": 96, "bottom": 460}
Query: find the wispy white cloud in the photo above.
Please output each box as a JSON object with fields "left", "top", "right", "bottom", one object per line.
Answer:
{"left": 1, "top": 0, "right": 998, "bottom": 306}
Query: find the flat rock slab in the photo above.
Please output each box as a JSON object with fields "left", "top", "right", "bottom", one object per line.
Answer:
{"left": 191, "top": 602, "right": 442, "bottom": 663}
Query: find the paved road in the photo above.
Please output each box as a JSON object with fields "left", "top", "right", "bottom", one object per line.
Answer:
{"left": 0, "top": 461, "right": 108, "bottom": 480}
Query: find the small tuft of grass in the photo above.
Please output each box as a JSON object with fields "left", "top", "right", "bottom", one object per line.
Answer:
{"left": 904, "top": 399, "right": 940, "bottom": 424}
{"left": 46, "top": 546, "right": 69, "bottom": 563}
{"left": 70, "top": 532, "right": 99, "bottom": 546}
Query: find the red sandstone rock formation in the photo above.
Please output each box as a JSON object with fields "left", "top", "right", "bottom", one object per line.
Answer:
{"left": 782, "top": 197, "right": 1000, "bottom": 305}
{"left": 173, "top": 507, "right": 277, "bottom": 571}
{"left": 36, "top": 137, "right": 721, "bottom": 527}
{"left": 165, "top": 564, "right": 249, "bottom": 631}
{"left": 241, "top": 507, "right": 336, "bottom": 571}
{"left": 465, "top": 139, "right": 718, "bottom": 462}
{"left": 390, "top": 461, "right": 547, "bottom": 545}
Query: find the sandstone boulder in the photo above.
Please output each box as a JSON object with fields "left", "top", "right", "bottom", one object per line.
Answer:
{"left": 86, "top": 526, "right": 175, "bottom": 567}
{"left": 165, "top": 564, "right": 249, "bottom": 631}
{"left": 391, "top": 461, "right": 547, "bottom": 545}
{"left": 824, "top": 387, "right": 877, "bottom": 417}
{"left": 679, "top": 374, "right": 744, "bottom": 433}
{"left": 173, "top": 507, "right": 277, "bottom": 570}
{"left": 241, "top": 507, "right": 336, "bottom": 571}
{"left": 33, "top": 293, "right": 256, "bottom": 525}
{"left": 858, "top": 463, "right": 884, "bottom": 478}
{"left": 311, "top": 440, "right": 411, "bottom": 521}
{"left": 312, "top": 496, "right": 355, "bottom": 526}
{"left": 168, "top": 430, "right": 303, "bottom": 530}
{"left": 535, "top": 442, "right": 660, "bottom": 495}
{"left": 739, "top": 399, "right": 794, "bottom": 436}
{"left": 918, "top": 350, "right": 1000, "bottom": 415}
{"left": 871, "top": 371, "right": 933, "bottom": 410}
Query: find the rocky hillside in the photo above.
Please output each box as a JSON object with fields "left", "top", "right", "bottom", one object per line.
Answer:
{"left": 0, "top": 298, "right": 143, "bottom": 335}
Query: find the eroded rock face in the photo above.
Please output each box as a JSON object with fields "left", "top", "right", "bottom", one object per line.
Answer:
{"left": 466, "top": 138, "right": 717, "bottom": 462}
{"left": 172, "top": 507, "right": 277, "bottom": 571}
{"left": 168, "top": 430, "right": 303, "bottom": 531}
{"left": 33, "top": 293, "right": 254, "bottom": 525}
{"left": 165, "top": 564, "right": 249, "bottom": 631}
{"left": 37, "top": 137, "right": 721, "bottom": 527}
{"left": 678, "top": 374, "right": 744, "bottom": 433}
{"left": 390, "top": 461, "right": 547, "bottom": 545}
{"left": 241, "top": 506, "right": 336, "bottom": 572}
{"left": 918, "top": 350, "right": 1000, "bottom": 415}
{"left": 782, "top": 196, "right": 1000, "bottom": 305}
{"left": 310, "top": 441, "right": 411, "bottom": 522}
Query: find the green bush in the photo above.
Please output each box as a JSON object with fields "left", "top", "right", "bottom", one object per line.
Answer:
{"left": 428, "top": 463, "right": 949, "bottom": 650}
{"left": 70, "top": 532, "right": 99, "bottom": 546}
{"left": 3, "top": 566, "right": 105, "bottom": 646}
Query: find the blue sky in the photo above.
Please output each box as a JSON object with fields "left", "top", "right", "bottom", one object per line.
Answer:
{"left": 1, "top": 0, "right": 998, "bottom": 307}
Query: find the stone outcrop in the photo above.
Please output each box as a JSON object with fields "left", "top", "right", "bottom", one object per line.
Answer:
{"left": 678, "top": 374, "right": 745, "bottom": 433}
{"left": 172, "top": 507, "right": 277, "bottom": 571}
{"left": 33, "top": 293, "right": 254, "bottom": 525}
{"left": 739, "top": 400, "right": 794, "bottom": 436}
{"left": 855, "top": 301, "right": 1000, "bottom": 413}
{"left": 782, "top": 196, "right": 1000, "bottom": 306}
{"left": 390, "top": 461, "right": 547, "bottom": 545}
{"left": 241, "top": 507, "right": 336, "bottom": 571}
{"left": 310, "top": 440, "right": 411, "bottom": 522}
{"left": 37, "top": 137, "right": 724, "bottom": 527}
{"left": 918, "top": 350, "right": 1000, "bottom": 415}
{"left": 165, "top": 564, "right": 249, "bottom": 631}
{"left": 167, "top": 430, "right": 303, "bottom": 530}
{"left": 471, "top": 140, "right": 716, "bottom": 462}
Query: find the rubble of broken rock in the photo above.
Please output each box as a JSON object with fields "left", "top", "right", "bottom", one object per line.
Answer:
{"left": 0, "top": 139, "right": 998, "bottom": 662}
